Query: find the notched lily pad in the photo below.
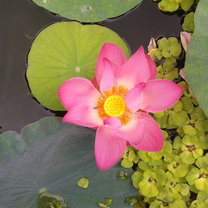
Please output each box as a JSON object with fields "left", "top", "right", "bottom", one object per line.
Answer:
{"left": 32, "top": 0, "right": 143, "bottom": 23}
{"left": 185, "top": 0, "right": 208, "bottom": 117}
{"left": 26, "top": 21, "right": 130, "bottom": 111}
{"left": 0, "top": 117, "right": 136, "bottom": 208}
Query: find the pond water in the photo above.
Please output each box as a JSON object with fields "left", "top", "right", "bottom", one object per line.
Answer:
{"left": 0, "top": 0, "right": 181, "bottom": 133}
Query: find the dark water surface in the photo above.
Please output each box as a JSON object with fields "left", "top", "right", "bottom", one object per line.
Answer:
{"left": 0, "top": 0, "right": 181, "bottom": 133}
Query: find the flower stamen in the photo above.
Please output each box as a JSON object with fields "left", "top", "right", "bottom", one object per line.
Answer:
{"left": 104, "top": 95, "right": 125, "bottom": 117}
{"left": 96, "top": 86, "right": 132, "bottom": 125}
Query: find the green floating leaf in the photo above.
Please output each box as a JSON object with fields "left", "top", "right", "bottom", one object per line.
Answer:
{"left": 32, "top": 0, "right": 143, "bottom": 23}
{"left": 0, "top": 117, "right": 136, "bottom": 208}
{"left": 180, "top": 0, "right": 194, "bottom": 12}
{"left": 182, "top": 12, "right": 195, "bottom": 32}
{"left": 185, "top": 0, "right": 208, "bottom": 117}
{"left": 158, "top": 0, "right": 179, "bottom": 12}
{"left": 27, "top": 21, "right": 130, "bottom": 111}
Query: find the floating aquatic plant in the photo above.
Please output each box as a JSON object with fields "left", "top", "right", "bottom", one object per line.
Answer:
{"left": 182, "top": 12, "right": 195, "bottom": 32}
{"left": 121, "top": 33, "right": 208, "bottom": 208}
{"left": 153, "top": 0, "right": 195, "bottom": 12}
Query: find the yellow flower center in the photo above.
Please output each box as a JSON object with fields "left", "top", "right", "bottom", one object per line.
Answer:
{"left": 96, "top": 86, "right": 132, "bottom": 125}
{"left": 104, "top": 95, "right": 126, "bottom": 117}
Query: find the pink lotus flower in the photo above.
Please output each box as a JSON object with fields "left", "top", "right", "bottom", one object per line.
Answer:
{"left": 58, "top": 43, "right": 183, "bottom": 170}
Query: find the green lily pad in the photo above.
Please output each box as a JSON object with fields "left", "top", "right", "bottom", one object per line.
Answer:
{"left": 26, "top": 21, "right": 130, "bottom": 111}
{"left": 0, "top": 117, "right": 136, "bottom": 208}
{"left": 185, "top": 0, "right": 208, "bottom": 117}
{"left": 32, "top": 0, "right": 143, "bottom": 23}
